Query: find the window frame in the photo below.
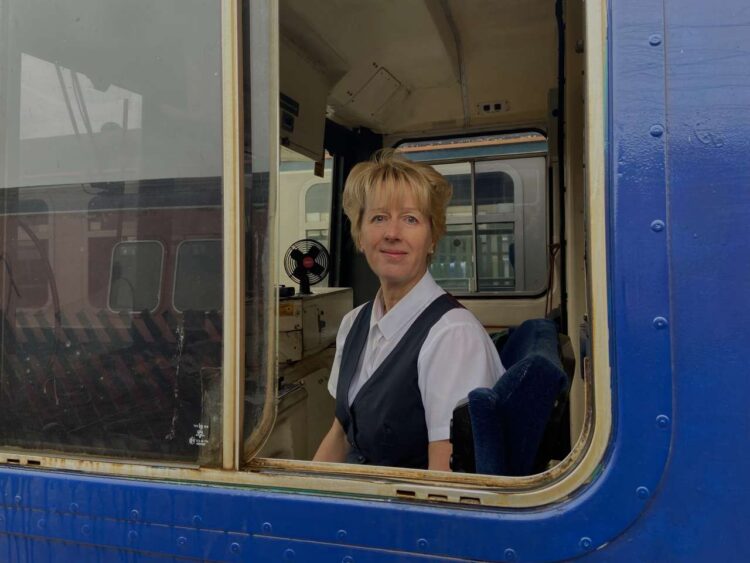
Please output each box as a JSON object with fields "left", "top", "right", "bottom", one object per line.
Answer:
{"left": 0, "top": 0, "right": 617, "bottom": 514}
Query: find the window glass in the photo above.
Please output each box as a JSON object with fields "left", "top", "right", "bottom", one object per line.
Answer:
{"left": 431, "top": 224, "right": 474, "bottom": 292}
{"left": 477, "top": 223, "right": 515, "bottom": 291}
{"left": 174, "top": 240, "right": 222, "bottom": 312}
{"left": 399, "top": 135, "right": 547, "bottom": 295}
{"left": 0, "top": 0, "right": 224, "bottom": 464}
{"left": 305, "top": 183, "right": 331, "bottom": 225}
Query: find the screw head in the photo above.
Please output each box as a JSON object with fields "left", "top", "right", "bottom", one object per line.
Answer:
{"left": 230, "top": 542, "right": 241, "bottom": 554}
{"left": 128, "top": 530, "right": 138, "bottom": 543}
{"left": 342, "top": 557, "right": 354, "bottom": 563}
{"left": 81, "top": 524, "right": 91, "bottom": 536}
{"left": 504, "top": 548, "right": 518, "bottom": 561}
{"left": 129, "top": 509, "right": 139, "bottom": 521}
{"left": 650, "top": 124, "right": 664, "bottom": 137}
{"left": 69, "top": 503, "right": 79, "bottom": 513}
{"left": 656, "top": 414, "right": 671, "bottom": 428}
{"left": 650, "top": 220, "right": 665, "bottom": 232}
{"left": 417, "top": 538, "right": 429, "bottom": 549}
{"left": 283, "top": 548, "right": 296, "bottom": 560}
{"left": 653, "top": 317, "right": 668, "bottom": 329}
{"left": 261, "top": 522, "right": 272, "bottom": 533}
{"left": 637, "top": 486, "right": 650, "bottom": 499}
{"left": 192, "top": 515, "right": 203, "bottom": 527}
{"left": 649, "top": 34, "right": 662, "bottom": 46}
{"left": 337, "top": 529, "right": 347, "bottom": 540}
{"left": 580, "top": 537, "right": 593, "bottom": 550}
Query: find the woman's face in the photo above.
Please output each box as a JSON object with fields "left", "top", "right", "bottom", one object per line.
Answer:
{"left": 360, "top": 185, "right": 433, "bottom": 293}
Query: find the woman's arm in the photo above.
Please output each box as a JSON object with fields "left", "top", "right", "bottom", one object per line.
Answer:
{"left": 428, "top": 439, "right": 452, "bottom": 471}
{"left": 313, "top": 418, "right": 350, "bottom": 463}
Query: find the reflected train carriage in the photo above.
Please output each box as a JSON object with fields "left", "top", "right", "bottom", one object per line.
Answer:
{"left": 0, "top": 0, "right": 749, "bottom": 562}
{"left": 0, "top": 179, "right": 223, "bottom": 461}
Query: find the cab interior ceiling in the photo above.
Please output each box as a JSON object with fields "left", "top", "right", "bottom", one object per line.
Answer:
{"left": 280, "top": 0, "right": 559, "bottom": 142}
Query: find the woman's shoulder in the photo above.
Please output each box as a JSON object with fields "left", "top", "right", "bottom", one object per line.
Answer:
{"left": 433, "top": 302, "right": 486, "bottom": 332}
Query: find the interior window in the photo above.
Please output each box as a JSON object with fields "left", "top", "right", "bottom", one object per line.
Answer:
{"left": 400, "top": 134, "right": 548, "bottom": 294}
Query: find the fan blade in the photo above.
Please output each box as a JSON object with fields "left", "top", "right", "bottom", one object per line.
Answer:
{"left": 310, "top": 262, "right": 325, "bottom": 277}
{"left": 291, "top": 265, "right": 308, "bottom": 281}
{"left": 307, "top": 245, "right": 320, "bottom": 259}
{"left": 290, "top": 248, "right": 305, "bottom": 263}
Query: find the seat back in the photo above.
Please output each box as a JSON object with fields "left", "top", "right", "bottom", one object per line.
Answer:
{"left": 468, "top": 354, "right": 567, "bottom": 476}
{"left": 450, "top": 318, "right": 571, "bottom": 476}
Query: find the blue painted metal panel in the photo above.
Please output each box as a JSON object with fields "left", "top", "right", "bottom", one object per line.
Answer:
{"left": 584, "top": 0, "right": 750, "bottom": 560}
{"left": 0, "top": 0, "right": 747, "bottom": 561}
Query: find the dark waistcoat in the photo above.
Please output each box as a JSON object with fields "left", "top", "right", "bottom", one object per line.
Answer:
{"left": 335, "top": 293, "right": 462, "bottom": 469}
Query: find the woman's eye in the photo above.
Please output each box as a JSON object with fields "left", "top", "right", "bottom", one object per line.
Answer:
{"left": 404, "top": 215, "right": 419, "bottom": 225}
{"left": 371, "top": 214, "right": 385, "bottom": 223}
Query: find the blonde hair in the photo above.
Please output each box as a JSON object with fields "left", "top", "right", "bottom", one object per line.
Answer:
{"left": 343, "top": 149, "right": 453, "bottom": 251}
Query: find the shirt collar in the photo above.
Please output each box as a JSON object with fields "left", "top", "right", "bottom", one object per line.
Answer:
{"left": 371, "top": 270, "right": 444, "bottom": 341}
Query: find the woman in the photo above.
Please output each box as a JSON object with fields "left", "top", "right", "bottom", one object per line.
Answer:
{"left": 314, "top": 150, "right": 505, "bottom": 471}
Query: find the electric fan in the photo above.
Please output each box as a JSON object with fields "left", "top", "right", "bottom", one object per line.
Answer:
{"left": 283, "top": 239, "right": 330, "bottom": 295}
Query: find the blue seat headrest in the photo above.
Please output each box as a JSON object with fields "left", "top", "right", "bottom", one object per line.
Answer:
{"left": 500, "top": 318, "right": 562, "bottom": 371}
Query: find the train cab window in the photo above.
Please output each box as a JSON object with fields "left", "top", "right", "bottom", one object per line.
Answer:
{"left": 108, "top": 241, "right": 163, "bottom": 312}
{"left": 173, "top": 240, "right": 222, "bottom": 312}
{"left": 400, "top": 135, "right": 548, "bottom": 294}
{"left": 0, "top": 0, "right": 226, "bottom": 465}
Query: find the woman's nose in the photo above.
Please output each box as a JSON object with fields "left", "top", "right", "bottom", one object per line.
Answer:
{"left": 384, "top": 220, "right": 401, "bottom": 240}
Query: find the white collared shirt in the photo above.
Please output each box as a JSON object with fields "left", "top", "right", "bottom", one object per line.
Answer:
{"left": 328, "top": 271, "right": 505, "bottom": 442}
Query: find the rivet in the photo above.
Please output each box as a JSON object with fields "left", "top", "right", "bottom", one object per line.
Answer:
{"left": 649, "top": 34, "right": 662, "bottom": 46}
{"left": 650, "top": 220, "right": 665, "bottom": 232}
{"left": 637, "top": 486, "right": 650, "bottom": 499}
{"left": 337, "top": 529, "right": 347, "bottom": 540}
{"left": 653, "top": 317, "right": 668, "bottom": 329}
{"left": 230, "top": 542, "right": 241, "bottom": 554}
{"left": 342, "top": 557, "right": 354, "bottom": 563}
{"left": 13, "top": 495, "right": 21, "bottom": 505}
{"left": 283, "top": 548, "right": 296, "bottom": 560}
{"left": 193, "top": 515, "right": 203, "bottom": 527}
{"left": 81, "top": 524, "right": 91, "bottom": 536}
{"left": 580, "top": 537, "right": 593, "bottom": 550}
{"left": 261, "top": 521, "right": 273, "bottom": 533}
{"left": 656, "top": 414, "right": 671, "bottom": 428}
{"left": 177, "top": 536, "right": 187, "bottom": 546}
{"left": 504, "top": 547, "right": 518, "bottom": 561}
{"left": 129, "top": 509, "right": 139, "bottom": 521}
{"left": 69, "top": 503, "right": 79, "bottom": 513}
{"left": 37, "top": 519, "right": 46, "bottom": 530}
{"left": 128, "top": 530, "right": 138, "bottom": 542}
{"left": 650, "top": 124, "right": 664, "bottom": 137}
{"left": 417, "top": 538, "right": 429, "bottom": 549}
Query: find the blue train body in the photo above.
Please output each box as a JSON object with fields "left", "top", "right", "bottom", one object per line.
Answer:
{"left": 1, "top": 0, "right": 749, "bottom": 561}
